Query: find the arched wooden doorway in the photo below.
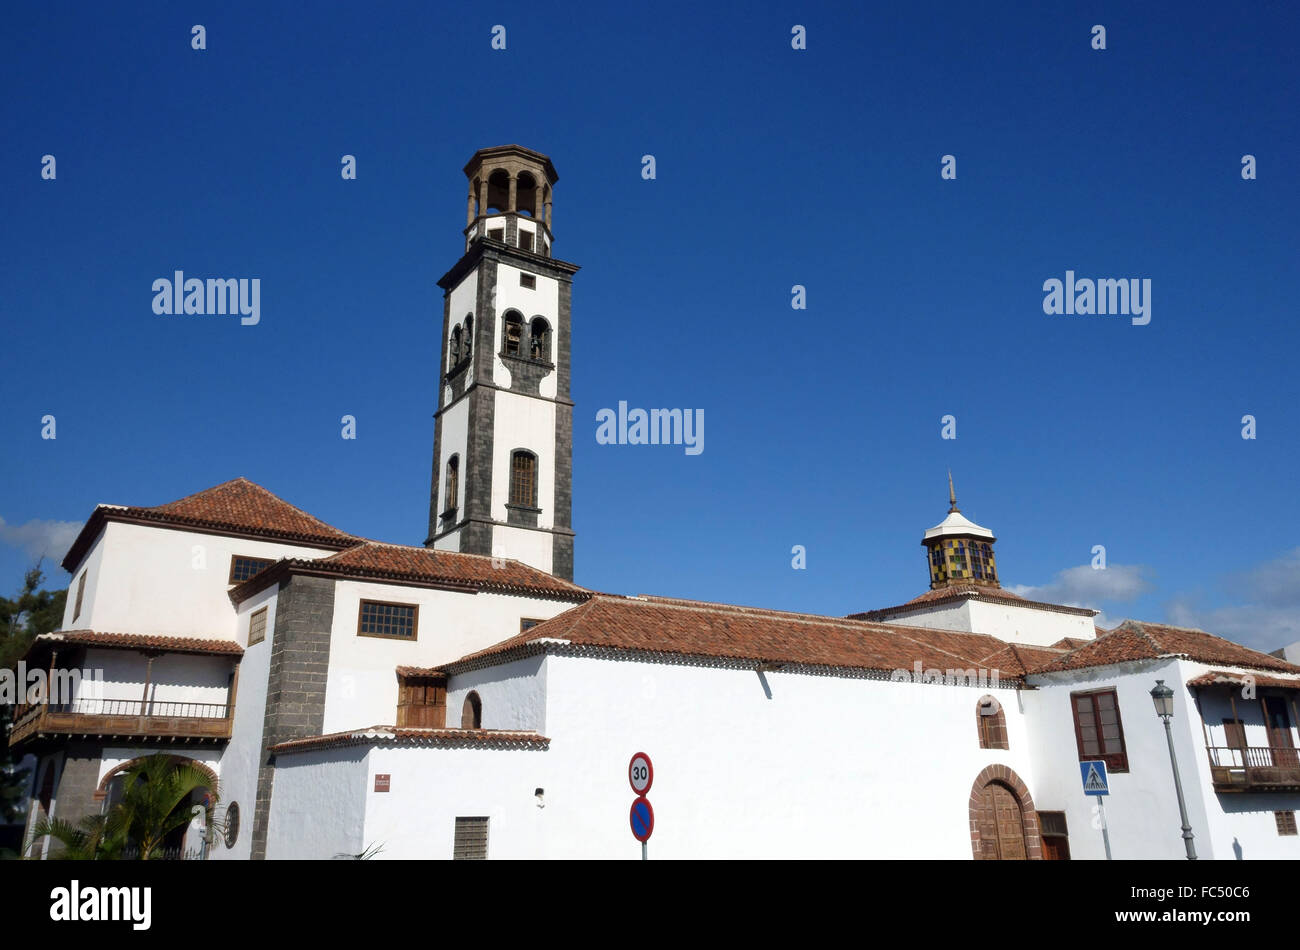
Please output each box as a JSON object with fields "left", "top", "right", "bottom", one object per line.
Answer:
{"left": 968, "top": 765, "right": 1042, "bottom": 860}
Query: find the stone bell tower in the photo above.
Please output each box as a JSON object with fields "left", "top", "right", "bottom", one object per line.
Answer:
{"left": 424, "top": 145, "right": 578, "bottom": 581}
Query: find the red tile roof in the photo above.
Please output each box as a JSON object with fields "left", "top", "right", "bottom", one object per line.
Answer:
{"left": 63, "top": 477, "right": 359, "bottom": 570}
{"left": 395, "top": 666, "right": 445, "bottom": 678}
{"left": 270, "top": 726, "right": 549, "bottom": 754}
{"left": 32, "top": 630, "right": 243, "bottom": 657}
{"left": 1036, "top": 621, "right": 1300, "bottom": 675}
{"left": 228, "top": 540, "right": 590, "bottom": 603}
{"left": 1051, "top": 637, "right": 1093, "bottom": 650}
{"left": 445, "top": 594, "right": 1032, "bottom": 683}
{"left": 1187, "top": 670, "right": 1300, "bottom": 691}
{"left": 975, "top": 643, "right": 1069, "bottom": 677}
{"left": 851, "top": 585, "right": 1097, "bottom": 620}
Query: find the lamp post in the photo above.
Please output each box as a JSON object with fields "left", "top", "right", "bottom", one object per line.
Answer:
{"left": 1150, "top": 679, "right": 1197, "bottom": 860}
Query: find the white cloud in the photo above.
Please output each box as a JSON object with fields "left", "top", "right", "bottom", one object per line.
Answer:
{"left": 1009, "top": 563, "right": 1152, "bottom": 609}
{"left": 0, "top": 516, "right": 81, "bottom": 565}
{"left": 1164, "top": 548, "right": 1300, "bottom": 652}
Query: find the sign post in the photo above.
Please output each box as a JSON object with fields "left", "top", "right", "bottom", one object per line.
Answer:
{"left": 628, "top": 752, "right": 654, "bottom": 859}
{"left": 1080, "top": 760, "right": 1112, "bottom": 860}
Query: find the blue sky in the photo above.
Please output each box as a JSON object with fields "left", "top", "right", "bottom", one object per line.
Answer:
{"left": 2, "top": 2, "right": 1297, "bottom": 650}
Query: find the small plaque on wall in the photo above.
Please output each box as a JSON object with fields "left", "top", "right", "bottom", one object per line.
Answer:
{"left": 374, "top": 774, "right": 390, "bottom": 792}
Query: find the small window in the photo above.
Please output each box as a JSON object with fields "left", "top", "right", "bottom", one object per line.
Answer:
{"left": 462, "top": 691, "right": 482, "bottom": 729}
{"left": 509, "top": 451, "right": 537, "bottom": 508}
{"left": 358, "top": 600, "right": 419, "bottom": 640}
{"left": 230, "top": 556, "right": 275, "bottom": 584}
{"left": 504, "top": 312, "right": 523, "bottom": 357}
{"left": 488, "top": 227, "right": 504, "bottom": 242}
{"left": 1038, "top": 811, "right": 1068, "bottom": 838}
{"left": 1276, "top": 811, "right": 1298, "bottom": 836}
{"left": 72, "top": 572, "right": 86, "bottom": 622}
{"left": 520, "top": 618, "right": 543, "bottom": 633}
{"left": 453, "top": 816, "right": 489, "bottom": 859}
{"left": 1071, "top": 688, "right": 1129, "bottom": 772}
{"left": 520, "top": 273, "right": 536, "bottom": 289}
{"left": 444, "top": 455, "right": 460, "bottom": 513}
{"left": 248, "top": 606, "right": 268, "bottom": 646}
{"left": 977, "top": 695, "right": 1008, "bottom": 750}
{"left": 518, "top": 232, "right": 534, "bottom": 253}
{"left": 397, "top": 672, "right": 446, "bottom": 728}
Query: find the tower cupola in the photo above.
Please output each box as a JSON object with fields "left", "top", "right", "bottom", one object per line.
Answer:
{"left": 922, "top": 474, "right": 999, "bottom": 589}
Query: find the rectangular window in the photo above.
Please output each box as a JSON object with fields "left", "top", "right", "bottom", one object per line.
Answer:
{"left": 520, "top": 273, "right": 536, "bottom": 289}
{"left": 1223, "top": 717, "right": 1246, "bottom": 750}
{"left": 1276, "top": 811, "right": 1297, "bottom": 836}
{"left": 72, "top": 572, "right": 86, "bottom": 622}
{"left": 358, "top": 600, "right": 418, "bottom": 640}
{"left": 488, "top": 227, "right": 504, "bottom": 242}
{"left": 1071, "top": 688, "right": 1129, "bottom": 772}
{"left": 453, "top": 817, "right": 489, "bottom": 859}
{"left": 510, "top": 452, "right": 536, "bottom": 507}
{"left": 229, "top": 555, "right": 275, "bottom": 584}
{"left": 1038, "top": 811, "right": 1068, "bottom": 838}
{"left": 248, "top": 606, "right": 268, "bottom": 646}
{"left": 520, "top": 618, "right": 543, "bottom": 633}
{"left": 397, "top": 673, "right": 446, "bottom": 728}
{"left": 518, "top": 232, "right": 534, "bottom": 253}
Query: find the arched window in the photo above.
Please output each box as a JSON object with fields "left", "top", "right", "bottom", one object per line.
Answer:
{"left": 486, "top": 169, "right": 510, "bottom": 213}
{"left": 509, "top": 451, "right": 537, "bottom": 508}
{"left": 977, "top": 695, "right": 1009, "bottom": 750}
{"left": 529, "top": 317, "right": 551, "bottom": 361}
{"left": 516, "top": 171, "right": 538, "bottom": 217}
{"left": 503, "top": 311, "right": 524, "bottom": 357}
{"left": 462, "top": 691, "right": 482, "bottom": 729}
{"left": 450, "top": 325, "right": 463, "bottom": 366}
{"left": 463, "top": 315, "right": 473, "bottom": 359}
{"left": 445, "top": 455, "right": 459, "bottom": 512}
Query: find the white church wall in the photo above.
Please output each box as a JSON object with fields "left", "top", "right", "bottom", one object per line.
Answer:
{"left": 967, "top": 600, "right": 1096, "bottom": 646}
{"left": 1024, "top": 660, "right": 1220, "bottom": 859}
{"left": 432, "top": 394, "right": 469, "bottom": 546}
{"left": 419, "top": 655, "right": 1038, "bottom": 859}
{"left": 320, "top": 583, "right": 576, "bottom": 734}
{"left": 264, "top": 745, "right": 369, "bottom": 860}
{"left": 447, "top": 271, "right": 478, "bottom": 387}
{"left": 68, "top": 648, "right": 232, "bottom": 712}
{"left": 82, "top": 521, "right": 337, "bottom": 639}
{"left": 489, "top": 526, "right": 553, "bottom": 576}
{"left": 489, "top": 388, "right": 557, "bottom": 531}
{"left": 62, "top": 527, "right": 107, "bottom": 630}
{"left": 446, "top": 654, "right": 548, "bottom": 733}
{"left": 210, "top": 584, "right": 280, "bottom": 860}
{"left": 876, "top": 601, "right": 973, "bottom": 634}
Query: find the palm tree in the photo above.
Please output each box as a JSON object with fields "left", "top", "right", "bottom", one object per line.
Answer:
{"left": 28, "top": 755, "right": 217, "bottom": 860}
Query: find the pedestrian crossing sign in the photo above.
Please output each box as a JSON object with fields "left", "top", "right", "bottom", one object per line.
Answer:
{"left": 1080, "top": 760, "right": 1109, "bottom": 796}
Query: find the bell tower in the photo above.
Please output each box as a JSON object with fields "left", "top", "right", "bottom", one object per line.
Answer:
{"left": 922, "top": 474, "right": 999, "bottom": 589}
{"left": 424, "top": 145, "right": 578, "bottom": 580}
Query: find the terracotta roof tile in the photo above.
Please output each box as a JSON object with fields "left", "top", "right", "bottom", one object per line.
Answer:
{"left": 1037, "top": 621, "right": 1300, "bottom": 675}
{"left": 64, "top": 477, "right": 358, "bottom": 570}
{"left": 270, "top": 726, "right": 549, "bottom": 754}
{"left": 1051, "top": 637, "right": 1093, "bottom": 650}
{"left": 975, "top": 643, "right": 1068, "bottom": 677}
{"left": 850, "top": 586, "right": 1097, "bottom": 620}
{"left": 33, "top": 630, "right": 243, "bottom": 656}
{"left": 395, "top": 666, "right": 445, "bottom": 678}
{"left": 1187, "top": 670, "right": 1300, "bottom": 691}
{"left": 447, "top": 594, "right": 1031, "bottom": 682}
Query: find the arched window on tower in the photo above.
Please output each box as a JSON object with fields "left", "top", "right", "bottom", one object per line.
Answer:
{"left": 517, "top": 171, "right": 538, "bottom": 218}
{"left": 450, "top": 325, "right": 463, "bottom": 366}
{"left": 444, "top": 455, "right": 459, "bottom": 513}
{"left": 463, "top": 315, "right": 473, "bottom": 359}
{"left": 529, "top": 317, "right": 551, "bottom": 361}
{"left": 486, "top": 169, "right": 510, "bottom": 213}
{"left": 977, "top": 695, "right": 1009, "bottom": 750}
{"left": 509, "top": 450, "right": 537, "bottom": 508}
{"left": 462, "top": 690, "right": 482, "bottom": 729}
{"left": 503, "top": 312, "right": 524, "bottom": 357}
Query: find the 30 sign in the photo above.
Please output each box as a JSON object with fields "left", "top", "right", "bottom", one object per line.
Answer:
{"left": 628, "top": 752, "right": 653, "bottom": 795}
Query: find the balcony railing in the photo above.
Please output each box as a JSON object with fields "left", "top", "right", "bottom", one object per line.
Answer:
{"left": 1206, "top": 745, "right": 1300, "bottom": 791}
{"left": 9, "top": 697, "right": 233, "bottom": 747}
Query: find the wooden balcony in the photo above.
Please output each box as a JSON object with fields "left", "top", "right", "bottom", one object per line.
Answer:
{"left": 1206, "top": 745, "right": 1300, "bottom": 792}
{"left": 9, "top": 698, "right": 232, "bottom": 749}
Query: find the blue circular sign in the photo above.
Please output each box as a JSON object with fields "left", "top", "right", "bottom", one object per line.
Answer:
{"left": 630, "top": 796, "right": 654, "bottom": 842}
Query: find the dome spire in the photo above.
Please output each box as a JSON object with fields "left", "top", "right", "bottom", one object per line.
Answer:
{"left": 948, "top": 470, "right": 959, "bottom": 513}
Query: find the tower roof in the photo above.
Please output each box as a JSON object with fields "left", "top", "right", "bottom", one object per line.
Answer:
{"left": 463, "top": 144, "right": 558, "bottom": 184}
{"left": 923, "top": 509, "right": 995, "bottom": 541}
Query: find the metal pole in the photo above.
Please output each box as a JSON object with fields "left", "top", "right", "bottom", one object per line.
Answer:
{"left": 1162, "top": 717, "right": 1197, "bottom": 860}
{"left": 1097, "top": 796, "right": 1113, "bottom": 860}
{"left": 641, "top": 840, "right": 647, "bottom": 861}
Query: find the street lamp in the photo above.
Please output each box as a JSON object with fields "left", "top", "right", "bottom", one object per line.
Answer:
{"left": 1150, "top": 679, "right": 1197, "bottom": 860}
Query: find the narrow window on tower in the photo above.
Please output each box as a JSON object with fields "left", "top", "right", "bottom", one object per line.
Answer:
{"left": 520, "top": 273, "right": 536, "bottom": 289}
{"left": 463, "top": 315, "right": 473, "bottom": 359}
{"left": 444, "top": 455, "right": 459, "bottom": 515}
{"left": 503, "top": 312, "right": 524, "bottom": 357}
{"left": 450, "top": 325, "right": 463, "bottom": 366}
{"left": 529, "top": 317, "right": 550, "bottom": 361}
{"left": 509, "top": 450, "right": 537, "bottom": 508}
{"left": 519, "top": 231, "right": 534, "bottom": 253}
{"left": 488, "top": 227, "right": 504, "bottom": 242}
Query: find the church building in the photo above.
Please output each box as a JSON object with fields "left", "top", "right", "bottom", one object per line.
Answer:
{"left": 13, "top": 146, "right": 1300, "bottom": 860}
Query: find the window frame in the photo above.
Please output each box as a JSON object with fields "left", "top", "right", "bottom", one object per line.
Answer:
{"left": 247, "top": 606, "right": 268, "bottom": 646}
{"left": 229, "top": 555, "right": 276, "bottom": 585}
{"left": 976, "top": 695, "right": 1009, "bottom": 750}
{"left": 452, "top": 816, "right": 489, "bottom": 860}
{"left": 1070, "top": 687, "right": 1130, "bottom": 773}
{"left": 1276, "top": 810, "right": 1298, "bottom": 836}
{"left": 356, "top": 598, "right": 420, "bottom": 641}
{"left": 72, "top": 571, "right": 86, "bottom": 622}
{"left": 508, "top": 450, "right": 538, "bottom": 508}
{"left": 443, "top": 454, "right": 460, "bottom": 514}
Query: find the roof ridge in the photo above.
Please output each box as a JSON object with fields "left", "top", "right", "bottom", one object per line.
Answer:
{"left": 149, "top": 477, "right": 356, "bottom": 536}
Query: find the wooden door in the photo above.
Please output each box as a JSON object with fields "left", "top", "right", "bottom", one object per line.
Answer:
{"left": 976, "top": 783, "right": 1028, "bottom": 860}
{"left": 1265, "top": 697, "right": 1297, "bottom": 767}
{"left": 1042, "top": 835, "right": 1071, "bottom": 860}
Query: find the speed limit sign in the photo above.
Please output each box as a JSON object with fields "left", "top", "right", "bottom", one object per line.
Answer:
{"left": 628, "top": 752, "right": 653, "bottom": 795}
